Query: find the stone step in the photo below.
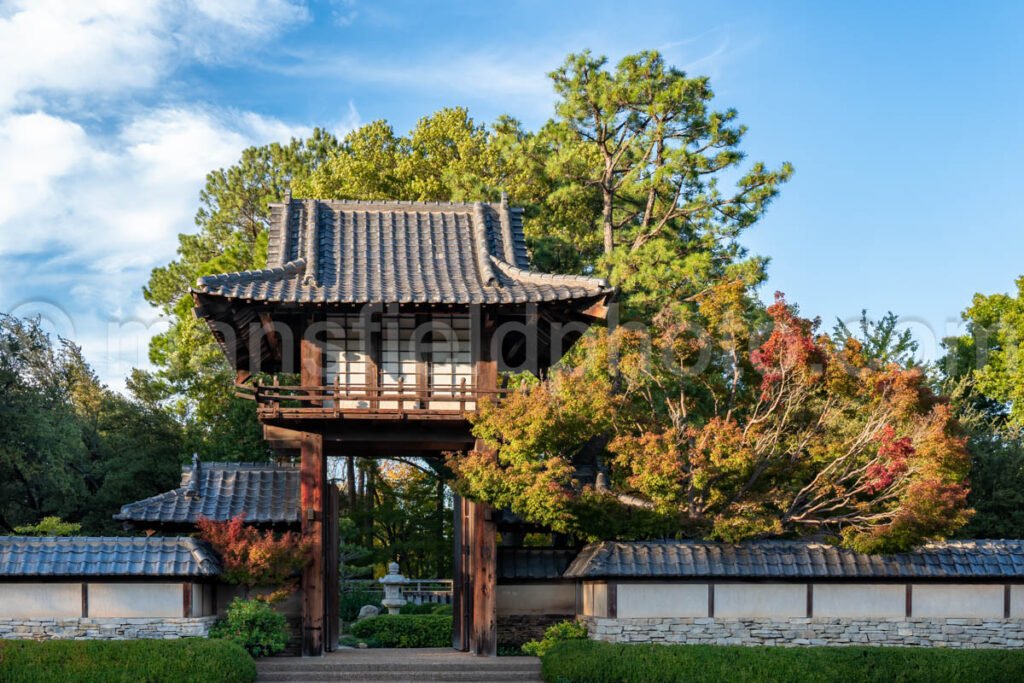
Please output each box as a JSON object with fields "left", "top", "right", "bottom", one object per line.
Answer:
{"left": 257, "top": 661, "right": 541, "bottom": 673}
{"left": 258, "top": 678, "right": 541, "bottom": 683}
{"left": 256, "top": 672, "right": 541, "bottom": 682}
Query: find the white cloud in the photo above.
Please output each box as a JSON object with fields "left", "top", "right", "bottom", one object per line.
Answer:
{"left": 0, "top": 106, "right": 310, "bottom": 262}
{"left": 0, "top": 105, "right": 315, "bottom": 388}
{"left": 189, "top": 0, "right": 309, "bottom": 37}
{"left": 0, "top": 0, "right": 309, "bottom": 112}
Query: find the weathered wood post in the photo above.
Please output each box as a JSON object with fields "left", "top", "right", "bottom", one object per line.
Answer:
{"left": 300, "top": 329, "right": 326, "bottom": 656}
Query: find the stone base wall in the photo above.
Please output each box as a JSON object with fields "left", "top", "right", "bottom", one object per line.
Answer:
{"left": 584, "top": 616, "right": 1024, "bottom": 649}
{"left": 498, "top": 614, "right": 574, "bottom": 648}
{"left": 0, "top": 616, "right": 218, "bottom": 641}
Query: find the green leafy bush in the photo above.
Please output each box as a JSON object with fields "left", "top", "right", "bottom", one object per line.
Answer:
{"left": 340, "top": 589, "right": 383, "bottom": 623}
{"left": 399, "top": 601, "right": 452, "bottom": 615}
{"left": 541, "top": 640, "right": 1024, "bottom": 683}
{"left": 209, "top": 597, "right": 290, "bottom": 657}
{"left": 0, "top": 639, "right": 255, "bottom": 683}
{"left": 522, "top": 619, "right": 588, "bottom": 657}
{"left": 349, "top": 615, "right": 452, "bottom": 648}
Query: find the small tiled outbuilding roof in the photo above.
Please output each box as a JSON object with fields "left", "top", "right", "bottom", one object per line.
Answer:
{"left": 115, "top": 461, "right": 299, "bottom": 526}
{"left": 563, "top": 540, "right": 1024, "bottom": 580}
{"left": 193, "top": 196, "right": 611, "bottom": 305}
{"left": 0, "top": 536, "right": 221, "bottom": 578}
{"left": 498, "top": 547, "right": 579, "bottom": 581}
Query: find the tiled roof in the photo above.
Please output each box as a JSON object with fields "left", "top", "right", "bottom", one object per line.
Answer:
{"left": 0, "top": 536, "right": 221, "bottom": 578}
{"left": 193, "top": 197, "right": 611, "bottom": 305}
{"left": 115, "top": 461, "right": 299, "bottom": 525}
{"left": 498, "top": 547, "right": 578, "bottom": 581}
{"left": 563, "top": 540, "right": 1024, "bottom": 580}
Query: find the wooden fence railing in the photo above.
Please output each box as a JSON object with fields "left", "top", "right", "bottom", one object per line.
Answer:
{"left": 236, "top": 379, "right": 508, "bottom": 418}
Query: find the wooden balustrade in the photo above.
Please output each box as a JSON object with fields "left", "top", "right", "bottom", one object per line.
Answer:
{"left": 235, "top": 379, "right": 507, "bottom": 420}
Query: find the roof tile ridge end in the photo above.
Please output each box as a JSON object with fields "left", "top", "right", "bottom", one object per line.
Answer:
{"left": 471, "top": 202, "right": 501, "bottom": 288}
{"left": 302, "top": 199, "right": 320, "bottom": 287}
{"left": 497, "top": 193, "right": 518, "bottom": 264}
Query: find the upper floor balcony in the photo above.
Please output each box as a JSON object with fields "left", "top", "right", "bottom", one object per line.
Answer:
{"left": 235, "top": 377, "right": 510, "bottom": 422}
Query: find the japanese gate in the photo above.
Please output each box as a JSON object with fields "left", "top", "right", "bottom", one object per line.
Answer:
{"left": 193, "top": 195, "right": 611, "bottom": 655}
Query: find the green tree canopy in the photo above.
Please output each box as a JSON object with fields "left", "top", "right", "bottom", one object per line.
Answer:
{"left": 0, "top": 314, "right": 183, "bottom": 533}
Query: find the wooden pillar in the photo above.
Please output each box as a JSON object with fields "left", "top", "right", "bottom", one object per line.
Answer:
{"left": 466, "top": 307, "right": 498, "bottom": 657}
{"left": 452, "top": 494, "right": 471, "bottom": 651}
{"left": 468, "top": 486, "right": 497, "bottom": 657}
{"left": 325, "top": 483, "right": 340, "bottom": 651}
{"left": 300, "top": 330, "right": 326, "bottom": 656}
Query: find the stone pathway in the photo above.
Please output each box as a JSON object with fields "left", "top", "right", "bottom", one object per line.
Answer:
{"left": 256, "top": 647, "right": 543, "bottom": 682}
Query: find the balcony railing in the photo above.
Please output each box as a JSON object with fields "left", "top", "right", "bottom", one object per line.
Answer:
{"left": 236, "top": 377, "right": 508, "bottom": 420}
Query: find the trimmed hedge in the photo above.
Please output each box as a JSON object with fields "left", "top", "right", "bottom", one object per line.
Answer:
{"left": 541, "top": 640, "right": 1024, "bottom": 683}
{"left": 0, "top": 639, "right": 256, "bottom": 683}
{"left": 349, "top": 614, "right": 452, "bottom": 648}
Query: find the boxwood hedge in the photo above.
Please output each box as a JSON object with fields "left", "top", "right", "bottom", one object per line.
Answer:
{"left": 0, "top": 639, "right": 256, "bottom": 683}
{"left": 541, "top": 640, "right": 1024, "bottom": 683}
{"left": 349, "top": 614, "right": 452, "bottom": 648}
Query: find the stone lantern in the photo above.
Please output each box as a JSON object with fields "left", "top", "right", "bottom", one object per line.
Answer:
{"left": 379, "top": 561, "right": 406, "bottom": 615}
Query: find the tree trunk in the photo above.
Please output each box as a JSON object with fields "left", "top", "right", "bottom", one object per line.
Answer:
{"left": 346, "top": 456, "right": 357, "bottom": 511}
{"left": 435, "top": 477, "right": 446, "bottom": 576}
{"left": 602, "top": 188, "right": 615, "bottom": 256}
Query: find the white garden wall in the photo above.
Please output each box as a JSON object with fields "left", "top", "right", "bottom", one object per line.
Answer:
{"left": 0, "top": 584, "right": 81, "bottom": 619}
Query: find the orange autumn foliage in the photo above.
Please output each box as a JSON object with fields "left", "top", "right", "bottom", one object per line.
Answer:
{"left": 197, "top": 514, "right": 311, "bottom": 602}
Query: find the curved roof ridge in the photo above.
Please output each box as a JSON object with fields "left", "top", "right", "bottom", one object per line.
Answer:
{"left": 195, "top": 259, "right": 306, "bottom": 290}
{"left": 491, "top": 256, "right": 610, "bottom": 289}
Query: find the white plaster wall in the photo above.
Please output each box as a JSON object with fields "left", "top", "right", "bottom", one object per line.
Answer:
{"left": 617, "top": 583, "right": 709, "bottom": 618}
{"left": 813, "top": 584, "right": 905, "bottom": 618}
{"left": 0, "top": 583, "right": 81, "bottom": 619}
{"left": 1011, "top": 585, "right": 1024, "bottom": 618}
{"left": 497, "top": 584, "right": 575, "bottom": 615}
{"left": 582, "top": 582, "right": 608, "bottom": 617}
{"left": 89, "top": 583, "right": 183, "bottom": 618}
{"left": 715, "top": 583, "right": 806, "bottom": 618}
{"left": 912, "top": 584, "right": 1004, "bottom": 619}
{"left": 190, "top": 583, "right": 216, "bottom": 617}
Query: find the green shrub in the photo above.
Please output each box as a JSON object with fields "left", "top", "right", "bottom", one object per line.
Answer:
{"left": 399, "top": 602, "right": 438, "bottom": 615}
{"left": 209, "top": 597, "right": 290, "bottom": 657}
{"left": 398, "top": 601, "right": 452, "bottom": 615}
{"left": 349, "top": 615, "right": 452, "bottom": 648}
{"left": 0, "top": 639, "right": 255, "bottom": 683}
{"left": 340, "top": 589, "right": 382, "bottom": 623}
{"left": 522, "top": 619, "right": 588, "bottom": 658}
{"left": 540, "top": 640, "right": 1024, "bottom": 683}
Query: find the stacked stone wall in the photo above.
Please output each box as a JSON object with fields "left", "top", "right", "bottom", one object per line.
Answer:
{"left": 0, "top": 616, "right": 218, "bottom": 641}
{"left": 584, "top": 616, "right": 1024, "bottom": 648}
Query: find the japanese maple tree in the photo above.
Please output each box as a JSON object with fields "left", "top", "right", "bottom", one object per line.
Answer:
{"left": 197, "top": 514, "right": 311, "bottom": 601}
{"left": 450, "top": 292, "right": 971, "bottom": 552}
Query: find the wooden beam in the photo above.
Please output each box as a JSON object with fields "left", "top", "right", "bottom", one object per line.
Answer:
{"left": 300, "top": 430, "right": 325, "bottom": 656}
{"left": 81, "top": 583, "right": 88, "bottom": 618}
{"left": 183, "top": 583, "right": 192, "bottom": 618}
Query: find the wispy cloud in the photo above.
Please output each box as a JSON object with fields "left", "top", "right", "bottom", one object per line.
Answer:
{"left": 0, "top": 0, "right": 314, "bottom": 389}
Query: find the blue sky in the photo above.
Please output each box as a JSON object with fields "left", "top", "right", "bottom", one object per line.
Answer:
{"left": 1, "top": 0, "right": 1022, "bottom": 388}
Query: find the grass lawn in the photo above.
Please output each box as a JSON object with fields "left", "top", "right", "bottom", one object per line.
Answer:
{"left": 0, "top": 639, "right": 256, "bottom": 683}
{"left": 541, "top": 640, "right": 1024, "bottom": 683}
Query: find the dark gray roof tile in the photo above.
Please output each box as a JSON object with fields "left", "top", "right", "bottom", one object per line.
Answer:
{"left": 0, "top": 536, "right": 220, "bottom": 578}
{"left": 498, "top": 547, "right": 578, "bottom": 581}
{"left": 115, "top": 461, "right": 299, "bottom": 525}
{"left": 194, "top": 199, "right": 611, "bottom": 305}
{"left": 562, "top": 540, "right": 1024, "bottom": 580}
